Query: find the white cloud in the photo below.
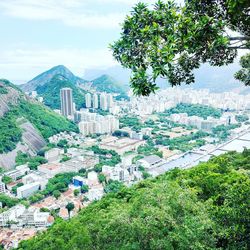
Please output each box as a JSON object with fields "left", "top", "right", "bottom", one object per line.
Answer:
{"left": 0, "top": 47, "right": 118, "bottom": 82}
{"left": 0, "top": 0, "right": 152, "bottom": 28}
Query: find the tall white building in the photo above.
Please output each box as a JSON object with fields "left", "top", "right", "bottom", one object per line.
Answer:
{"left": 100, "top": 93, "right": 108, "bottom": 110}
{"left": 60, "top": 88, "right": 74, "bottom": 117}
{"left": 107, "top": 94, "right": 114, "bottom": 108}
{"left": 85, "top": 93, "right": 92, "bottom": 108}
{"left": 93, "top": 93, "right": 99, "bottom": 109}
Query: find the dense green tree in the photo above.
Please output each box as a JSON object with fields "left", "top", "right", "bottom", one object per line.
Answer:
{"left": 111, "top": 0, "right": 250, "bottom": 95}
{"left": 66, "top": 202, "right": 75, "bottom": 218}
{"left": 53, "top": 190, "right": 61, "bottom": 199}
{"left": 0, "top": 194, "right": 19, "bottom": 208}
{"left": 74, "top": 189, "right": 80, "bottom": 197}
{"left": 98, "top": 173, "right": 106, "bottom": 183}
{"left": 19, "top": 150, "right": 250, "bottom": 250}
{"left": 81, "top": 185, "right": 89, "bottom": 194}
{"left": 2, "top": 175, "right": 12, "bottom": 184}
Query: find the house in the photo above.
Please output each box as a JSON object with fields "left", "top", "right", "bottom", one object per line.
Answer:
{"left": 137, "top": 155, "right": 165, "bottom": 169}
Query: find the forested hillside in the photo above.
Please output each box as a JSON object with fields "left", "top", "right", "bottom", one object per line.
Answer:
{"left": 36, "top": 74, "right": 86, "bottom": 110}
{"left": 0, "top": 80, "right": 78, "bottom": 155}
{"left": 19, "top": 149, "right": 250, "bottom": 250}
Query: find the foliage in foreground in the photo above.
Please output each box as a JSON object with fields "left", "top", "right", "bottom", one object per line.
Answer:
{"left": 19, "top": 149, "right": 250, "bottom": 250}
{"left": 111, "top": 0, "right": 249, "bottom": 95}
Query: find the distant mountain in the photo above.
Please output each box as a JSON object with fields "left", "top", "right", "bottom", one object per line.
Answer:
{"left": 0, "top": 79, "right": 78, "bottom": 169}
{"left": 20, "top": 65, "right": 87, "bottom": 92}
{"left": 84, "top": 63, "right": 249, "bottom": 94}
{"left": 91, "top": 74, "right": 127, "bottom": 93}
{"left": 36, "top": 74, "right": 87, "bottom": 110}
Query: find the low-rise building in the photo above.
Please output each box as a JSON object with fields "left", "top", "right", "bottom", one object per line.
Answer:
{"left": 100, "top": 136, "right": 145, "bottom": 155}
{"left": 73, "top": 176, "right": 86, "bottom": 187}
{"left": 45, "top": 148, "right": 62, "bottom": 162}
{"left": 87, "top": 186, "right": 104, "bottom": 201}
{"left": 0, "top": 205, "right": 26, "bottom": 227}
{"left": 137, "top": 155, "right": 165, "bottom": 169}
{"left": 18, "top": 207, "right": 50, "bottom": 228}
{"left": 0, "top": 181, "right": 6, "bottom": 193}
{"left": 17, "top": 182, "right": 41, "bottom": 199}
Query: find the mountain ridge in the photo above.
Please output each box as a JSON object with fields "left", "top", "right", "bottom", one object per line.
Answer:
{"left": 20, "top": 65, "right": 126, "bottom": 95}
{"left": 20, "top": 65, "right": 88, "bottom": 92}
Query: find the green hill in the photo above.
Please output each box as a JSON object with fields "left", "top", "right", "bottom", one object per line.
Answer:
{"left": 92, "top": 74, "right": 126, "bottom": 93}
{"left": 19, "top": 149, "right": 250, "bottom": 250}
{"left": 36, "top": 75, "right": 86, "bottom": 110}
{"left": 0, "top": 79, "right": 78, "bottom": 155}
{"left": 20, "top": 65, "right": 87, "bottom": 92}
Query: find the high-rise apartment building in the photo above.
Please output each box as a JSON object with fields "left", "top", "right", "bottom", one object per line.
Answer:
{"left": 60, "top": 88, "right": 74, "bottom": 117}
{"left": 93, "top": 93, "right": 99, "bottom": 109}
{"left": 107, "top": 94, "right": 114, "bottom": 108}
{"left": 100, "top": 93, "right": 108, "bottom": 110}
{"left": 85, "top": 93, "right": 92, "bottom": 108}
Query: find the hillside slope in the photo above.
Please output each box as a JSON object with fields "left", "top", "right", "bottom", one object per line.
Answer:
{"left": 20, "top": 65, "right": 87, "bottom": 92}
{"left": 19, "top": 150, "right": 250, "bottom": 250}
{"left": 36, "top": 75, "right": 86, "bottom": 110}
{"left": 0, "top": 79, "right": 78, "bottom": 169}
{"left": 91, "top": 74, "right": 126, "bottom": 93}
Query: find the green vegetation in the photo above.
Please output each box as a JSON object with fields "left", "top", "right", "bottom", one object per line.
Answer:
{"left": 137, "top": 143, "right": 162, "bottom": 157}
{"left": 155, "top": 131, "right": 208, "bottom": 152}
{"left": 235, "top": 114, "right": 249, "bottom": 123}
{"left": 11, "top": 183, "right": 24, "bottom": 194}
{"left": 15, "top": 152, "right": 47, "bottom": 170}
{"left": 0, "top": 111, "right": 22, "bottom": 153}
{"left": 0, "top": 98, "right": 78, "bottom": 154}
{"left": 212, "top": 124, "right": 240, "bottom": 141}
{"left": 2, "top": 175, "right": 13, "bottom": 184}
{"left": 139, "top": 166, "right": 151, "bottom": 180}
{"left": 164, "top": 103, "right": 222, "bottom": 119}
{"left": 57, "top": 139, "right": 68, "bottom": 148}
{"left": 60, "top": 155, "right": 71, "bottom": 163}
{"left": 0, "top": 85, "right": 8, "bottom": 94}
{"left": 28, "top": 172, "right": 79, "bottom": 204}
{"left": 92, "top": 74, "right": 125, "bottom": 94}
{"left": 104, "top": 180, "right": 125, "bottom": 194}
{"left": 111, "top": 1, "right": 249, "bottom": 95}
{"left": 81, "top": 185, "right": 89, "bottom": 194}
{"left": 0, "top": 194, "right": 19, "bottom": 209}
{"left": 119, "top": 116, "right": 142, "bottom": 132}
{"left": 66, "top": 202, "right": 75, "bottom": 218}
{"left": 36, "top": 75, "right": 86, "bottom": 110}
{"left": 91, "top": 146, "right": 121, "bottom": 167}
{"left": 19, "top": 149, "right": 250, "bottom": 249}
{"left": 74, "top": 189, "right": 80, "bottom": 197}
{"left": 112, "top": 130, "right": 129, "bottom": 137}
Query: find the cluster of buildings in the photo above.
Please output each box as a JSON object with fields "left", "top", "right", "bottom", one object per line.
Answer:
{"left": 85, "top": 92, "right": 114, "bottom": 110}
{"left": 169, "top": 113, "right": 236, "bottom": 131}
{"left": 76, "top": 110, "right": 119, "bottom": 136}
{"left": 125, "top": 88, "right": 250, "bottom": 116}
{"left": 0, "top": 204, "right": 53, "bottom": 228}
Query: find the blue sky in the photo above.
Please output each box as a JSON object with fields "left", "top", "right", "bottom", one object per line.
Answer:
{"left": 0, "top": 0, "right": 154, "bottom": 83}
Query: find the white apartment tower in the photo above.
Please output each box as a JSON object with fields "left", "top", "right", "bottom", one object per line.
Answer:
{"left": 93, "top": 93, "right": 99, "bottom": 109}
{"left": 107, "top": 94, "right": 114, "bottom": 108}
{"left": 100, "top": 93, "right": 108, "bottom": 110}
{"left": 85, "top": 93, "right": 92, "bottom": 108}
{"left": 60, "top": 88, "right": 74, "bottom": 117}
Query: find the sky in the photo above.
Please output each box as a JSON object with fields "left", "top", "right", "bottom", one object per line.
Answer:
{"left": 0, "top": 0, "right": 156, "bottom": 83}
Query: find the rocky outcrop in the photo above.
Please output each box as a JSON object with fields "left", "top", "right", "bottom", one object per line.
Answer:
{"left": 0, "top": 120, "right": 46, "bottom": 169}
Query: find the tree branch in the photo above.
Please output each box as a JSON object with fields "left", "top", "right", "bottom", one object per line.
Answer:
{"left": 229, "top": 36, "right": 250, "bottom": 41}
